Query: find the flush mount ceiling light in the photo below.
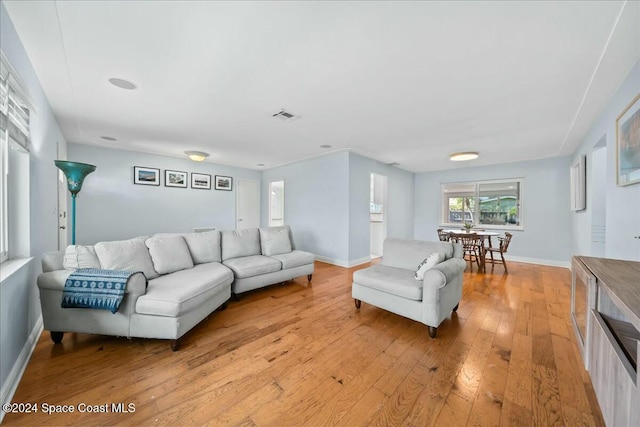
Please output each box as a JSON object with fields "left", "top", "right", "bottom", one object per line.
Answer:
{"left": 185, "top": 151, "right": 209, "bottom": 162}
{"left": 449, "top": 152, "right": 479, "bottom": 161}
{"left": 100, "top": 136, "right": 117, "bottom": 141}
{"left": 320, "top": 145, "right": 332, "bottom": 149}
{"left": 108, "top": 77, "right": 137, "bottom": 90}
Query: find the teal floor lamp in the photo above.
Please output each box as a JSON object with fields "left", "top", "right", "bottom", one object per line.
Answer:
{"left": 54, "top": 160, "right": 96, "bottom": 245}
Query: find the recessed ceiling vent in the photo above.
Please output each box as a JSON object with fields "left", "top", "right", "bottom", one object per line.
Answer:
{"left": 272, "top": 109, "right": 300, "bottom": 122}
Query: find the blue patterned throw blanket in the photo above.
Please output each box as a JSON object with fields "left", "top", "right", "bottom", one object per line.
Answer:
{"left": 61, "top": 269, "right": 137, "bottom": 314}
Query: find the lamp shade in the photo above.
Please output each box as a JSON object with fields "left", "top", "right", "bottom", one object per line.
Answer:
{"left": 54, "top": 161, "right": 96, "bottom": 195}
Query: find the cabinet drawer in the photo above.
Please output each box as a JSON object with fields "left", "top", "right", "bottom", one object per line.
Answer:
{"left": 589, "top": 310, "right": 639, "bottom": 427}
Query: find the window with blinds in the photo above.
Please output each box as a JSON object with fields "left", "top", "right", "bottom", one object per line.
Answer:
{"left": 0, "top": 51, "right": 31, "bottom": 262}
{"left": 441, "top": 179, "right": 523, "bottom": 230}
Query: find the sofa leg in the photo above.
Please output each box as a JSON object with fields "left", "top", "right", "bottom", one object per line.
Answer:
{"left": 232, "top": 293, "right": 239, "bottom": 301}
{"left": 452, "top": 303, "right": 459, "bottom": 312}
{"left": 428, "top": 326, "right": 437, "bottom": 339}
{"left": 50, "top": 331, "right": 64, "bottom": 344}
{"left": 354, "top": 299, "right": 361, "bottom": 309}
{"left": 218, "top": 302, "right": 228, "bottom": 311}
{"left": 170, "top": 339, "right": 180, "bottom": 351}
{"left": 307, "top": 274, "right": 313, "bottom": 282}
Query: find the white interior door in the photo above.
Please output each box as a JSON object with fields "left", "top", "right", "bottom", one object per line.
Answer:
{"left": 57, "top": 142, "right": 68, "bottom": 249}
{"left": 236, "top": 179, "right": 260, "bottom": 230}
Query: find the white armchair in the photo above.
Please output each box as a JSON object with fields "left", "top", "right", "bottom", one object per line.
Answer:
{"left": 352, "top": 238, "right": 466, "bottom": 338}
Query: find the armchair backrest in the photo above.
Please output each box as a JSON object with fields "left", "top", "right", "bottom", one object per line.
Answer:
{"left": 381, "top": 238, "right": 462, "bottom": 271}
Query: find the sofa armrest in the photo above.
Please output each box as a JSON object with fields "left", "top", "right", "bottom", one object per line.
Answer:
{"left": 38, "top": 270, "right": 147, "bottom": 297}
{"left": 422, "top": 257, "right": 466, "bottom": 290}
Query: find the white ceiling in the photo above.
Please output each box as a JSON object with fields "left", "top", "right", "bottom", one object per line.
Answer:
{"left": 3, "top": 1, "right": 639, "bottom": 173}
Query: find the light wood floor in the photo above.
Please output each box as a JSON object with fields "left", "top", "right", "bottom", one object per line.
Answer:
{"left": 4, "top": 260, "right": 605, "bottom": 426}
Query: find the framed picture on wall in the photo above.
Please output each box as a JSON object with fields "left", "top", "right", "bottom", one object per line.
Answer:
{"left": 133, "top": 166, "right": 160, "bottom": 186}
{"left": 616, "top": 93, "right": 640, "bottom": 186}
{"left": 215, "top": 175, "right": 232, "bottom": 191}
{"left": 165, "top": 170, "right": 188, "bottom": 188}
{"left": 191, "top": 173, "right": 211, "bottom": 190}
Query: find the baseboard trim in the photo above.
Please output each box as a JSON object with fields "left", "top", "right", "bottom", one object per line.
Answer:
{"left": 505, "top": 255, "right": 570, "bottom": 269}
{"left": 315, "top": 255, "right": 371, "bottom": 268}
{"left": 314, "top": 254, "right": 570, "bottom": 270}
{"left": 1, "top": 316, "right": 43, "bottom": 423}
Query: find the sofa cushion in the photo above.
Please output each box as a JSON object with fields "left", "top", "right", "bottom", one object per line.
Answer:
{"left": 221, "top": 228, "right": 261, "bottom": 261}
{"left": 223, "top": 255, "right": 282, "bottom": 279}
{"left": 136, "top": 262, "right": 233, "bottom": 317}
{"left": 414, "top": 252, "right": 445, "bottom": 280}
{"left": 184, "top": 231, "right": 221, "bottom": 264}
{"left": 63, "top": 245, "right": 101, "bottom": 270}
{"left": 259, "top": 227, "right": 292, "bottom": 256}
{"left": 95, "top": 236, "right": 159, "bottom": 280}
{"left": 270, "top": 250, "right": 314, "bottom": 269}
{"left": 145, "top": 235, "right": 194, "bottom": 275}
{"left": 353, "top": 264, "right": 422, "bottom": 301}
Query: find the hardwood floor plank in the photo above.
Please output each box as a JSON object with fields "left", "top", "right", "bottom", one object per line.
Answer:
{"left": 2, "top": 261, "right": 605, "bottom": 426}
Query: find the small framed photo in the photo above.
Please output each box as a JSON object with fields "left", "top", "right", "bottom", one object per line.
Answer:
{"left": 191, "top": 173, "right": 211, "bottom": 190}
{"left": 215, "top": 175, "right": 233, "bottom": 191}
{"left": 133, "top": 166, "right": 160, "bottom": 186}
{"left": 165, "top": 170, "right": 188, "bottom": 188}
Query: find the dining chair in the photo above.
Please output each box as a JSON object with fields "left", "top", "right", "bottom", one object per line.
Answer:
{"left": 486, "top": 232, "right": 513, "bottom": 274}
{"left": 451, "top": 232, "right": 482, "bottom": 271}
{"left": 437, "top": 228, "right": 450, "bottom": 242}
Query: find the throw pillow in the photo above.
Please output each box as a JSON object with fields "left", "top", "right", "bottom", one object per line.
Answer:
{"left": 145, "top": 235, "right": 194, "bottom": 275}
{"left": 63, "top": 245, "right": 102, "bottom": 270}
{"left": 259, "top": 227, "right": 292, "bottom": 256}
{"left": 414, "top": 252, "right": 445, "bottom": 280}
{"left": 94, "top": 236, "right": 159, "bottom": 279}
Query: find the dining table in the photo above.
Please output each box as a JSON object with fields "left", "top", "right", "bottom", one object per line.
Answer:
{"left": 442, "top": 229, "right": 501, "bottom": 272}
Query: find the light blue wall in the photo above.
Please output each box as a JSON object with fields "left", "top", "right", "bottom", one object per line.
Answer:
{"left": 414, "top": 156, "right": 572, "bottom": 264}
{"left": 348, "top": 152, "right": 414, "bottom": 261}
{"left": 1, "top": 2, "right": 67, "bottom": 401}
{"left": 68, "top": 143, "right": 261, "bottom": 244}
{"left": 570, "top": 60, "right": 640, "bottom": 261}
{"left": 261, "top": 152, "right": 351, "bottom": 264}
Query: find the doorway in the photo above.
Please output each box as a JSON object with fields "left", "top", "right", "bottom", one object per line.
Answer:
{"left": 370, "top": 173, "right": 387, "bottom": 258}
{"left": 269, "top": 180, "right": 285, "bottom": 226}
{"left": 236, "top": 179, "right": 261, "bottom": 230}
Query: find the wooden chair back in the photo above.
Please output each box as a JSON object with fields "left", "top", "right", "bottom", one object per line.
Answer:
{"left": 437, "top": 228, "right": 450, "bottom": 242}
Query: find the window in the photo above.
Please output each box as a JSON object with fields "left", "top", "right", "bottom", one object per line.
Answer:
{"left": 441, "top": 179, "right": 523, "bottom": 229}
{"left": 0, "top": 51, "right": 31, "bottom": 263}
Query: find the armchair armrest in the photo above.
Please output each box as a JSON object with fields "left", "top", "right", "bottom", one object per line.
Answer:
{"left": 423, "top": 257, "right": 466, "bottom": 290}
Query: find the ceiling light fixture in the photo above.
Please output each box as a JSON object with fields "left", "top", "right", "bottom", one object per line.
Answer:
{"left": 108, "top": 77, "right": 137, "bottom": 90}
{"left": 449, "top": 152, "right": 479, "bottom": 161}
{"left": 185, "top": 151, "right": 209, "bottom": 162}
{"left": 100, "top": 136, "right": 117, "bottom": 141}
{"left": 320, "top": 145, "right": 332, "bottom": 148}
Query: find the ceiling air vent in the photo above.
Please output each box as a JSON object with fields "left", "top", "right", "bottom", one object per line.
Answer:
{"left": 272, "top": 109, "right": 300, "bottom": 122}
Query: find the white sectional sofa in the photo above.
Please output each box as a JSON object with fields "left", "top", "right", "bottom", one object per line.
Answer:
{"left": 37, "top": 225, "right": 314, "bottom": 350}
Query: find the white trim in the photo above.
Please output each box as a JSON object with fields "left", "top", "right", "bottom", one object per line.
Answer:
{"left": 0, "top": 257, "right": 33, "bottom": 284}
{"left": 0, "top": 316, "right": 43, "bottom": 423}
{"left": 501, "top": 255, "right": 570, "bottom": 269}
{"left": 315, "top": 255, "right": 371, "bottom": 268}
